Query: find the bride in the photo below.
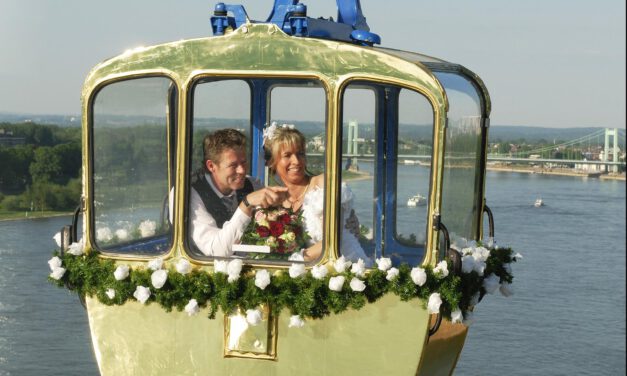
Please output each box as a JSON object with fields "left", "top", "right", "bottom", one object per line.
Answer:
{"left": 263, "top": 123, "right": 371, "bottom": 264}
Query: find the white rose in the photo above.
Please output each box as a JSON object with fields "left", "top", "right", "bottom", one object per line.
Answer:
{"left": 115, "top": 228, "right": 130, "bottom": 241}
{"left": 176, "top": 259, "right": 192, "bottom": 275}
{"left": 288, "top": 315, "right": 305, "bottom": 328}
{"left": 49, "top": 267, "right": 66, "bottom": 280}
{"left": 410, "top": 267, "right": 427, "bottom": 286}
{"left": 214, "top": 260, "right": 228, "bottom": 274}
{"left": 185, "top": 299, "right": 199, "bottom": 316}
{"left": 147, "top": 258, "right": 163, "bottom": 271}
{"left": 349, "top": 277, "right": 366, "bottom": 292}
{"left": 255, "top": 269, "right": 271, "bottom": 290}
{"left": 105, "top": 288, "right": 116, "bottom": 300}
{"left": 333, "top": 256, "right": 352, "bottom": 273}
{"left": 53, "top": 232, "right": 62, "bottom": 248}
{"left": 451, "top": 308, "right": 463, "bottom": 324}
{"left": 97, "top": 227, "right": 113, "bottom": 242}
{"left": 289, "top": 263, "right": 306, "bottom": 278}
{"left": 461, "top": 247, "right": 474, "bottom": 256}
{"left": 48, "top": 256, "right": 62, "bottom": 271}
{"left": 227, "top": 259, "right": 243, "bottom": 283}
{"left": 499, "top": 282, "right": 514, "bottom": 297}
{"left": 473, "top": 260, "right": 486, "bottom": 276}
{"left": 461, "top": 255, "right": 475, "bottom": 274}
{"left": 474, "top": 247, "right": 490, "bottom": 263}
{"left": 139, "top": 220, "right": 157, "bottom": 237}
{"left": 328, "top": 276, "right": 345, "bottom": 292}
{"left": 376, "top": 257, "right": 392, "bottom": 272}
{"left": 483, "top": 274, "right": 500, "bottom": 294}
{"left": 288, "top": 251, "right": 305, "bottom": 262}
{"left": 427, "top": 293, "right": 442, "bottom": 314}
{"left": 311, "top": 265, "right": 328, "bottom": 280}
{"left": 133, "top": 285, "right": 151, "bottom": 304}
{"left": 433, "top": 261, "right": 449, "bottom": 278}
{"left": 114, "top": 265, "right": 130, "bottom": 281}
{"left": 386, "top": 267, "right": 400, "bottom": 281}
{"left": 246, "top": 309, "right": 263, "bottom": 326}
{"left": 67, "top": 240, "right": 84, "bottom": 256}
{"left": 350, "top": 259, "right": 367, "bottom": 277}
{"left": 151, "top": 269, "right": 168, "bottom": 289}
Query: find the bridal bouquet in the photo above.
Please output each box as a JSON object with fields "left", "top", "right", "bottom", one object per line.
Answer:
{"left": 241, "top": 207, "right": 310, "bottom": 260}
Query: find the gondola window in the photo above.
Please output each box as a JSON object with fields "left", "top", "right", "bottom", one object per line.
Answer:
{"left": 91, "top": 76, "right": 176, "bottom": 254}
{"left": 186, "top": 78, "right": 327, "bottom": 263}
{"left": 341, "top": 83, "right": 434, "bottom": 264}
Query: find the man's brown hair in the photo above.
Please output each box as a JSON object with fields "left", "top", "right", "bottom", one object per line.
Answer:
{"left": 202, "top": 129, "right": 247, "bottom": 171}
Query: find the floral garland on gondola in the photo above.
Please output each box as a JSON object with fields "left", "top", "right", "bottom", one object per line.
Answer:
{"left": 48, "top": 239, "right": 520, "bottom": 327}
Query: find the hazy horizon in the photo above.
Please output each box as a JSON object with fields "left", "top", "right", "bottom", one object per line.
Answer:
{"left": 1, "top": 0, "right": 625, "bottom": 129}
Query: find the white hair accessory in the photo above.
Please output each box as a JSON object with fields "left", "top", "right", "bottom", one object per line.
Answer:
{"left": 263, "top": 121, "right": 295, "bottom": 144}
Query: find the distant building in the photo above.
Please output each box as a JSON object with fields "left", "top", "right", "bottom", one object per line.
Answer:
{"left": 0, "top": 129, "right": 26, "bottom": 146}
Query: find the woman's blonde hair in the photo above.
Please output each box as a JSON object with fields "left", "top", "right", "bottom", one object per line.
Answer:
{"left": 264, "top": 126, "right": 306, "bottom": 175}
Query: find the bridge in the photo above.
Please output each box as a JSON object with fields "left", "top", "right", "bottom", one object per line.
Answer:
{"left": 338, "top": 124, "right": 626, "bottom": 172}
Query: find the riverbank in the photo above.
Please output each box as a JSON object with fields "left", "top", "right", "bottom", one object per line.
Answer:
{"left": 487, "top": 165, "right": 626, "bottom": 181}
{"left": 0, "top": 210, "right": 73, "bottom": 222}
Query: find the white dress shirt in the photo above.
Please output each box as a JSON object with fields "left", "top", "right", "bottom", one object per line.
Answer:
{"left": 189, "top": 173, "right": 262, "bottom": 257}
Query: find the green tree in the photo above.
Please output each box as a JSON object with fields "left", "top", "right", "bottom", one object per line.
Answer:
{"left": 30, "top": 146, "right": 63, "bottom": 184}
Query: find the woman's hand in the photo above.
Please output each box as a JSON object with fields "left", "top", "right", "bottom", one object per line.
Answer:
{"left": 240, "top": 186, "right": 288, "bottom": 216}
{"left": 303, "top": 242, "right": 322, "bottom": 262}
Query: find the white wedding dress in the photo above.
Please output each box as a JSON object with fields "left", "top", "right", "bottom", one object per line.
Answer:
{"left": 301, "top": 182, "right": 372, "bottom": 266}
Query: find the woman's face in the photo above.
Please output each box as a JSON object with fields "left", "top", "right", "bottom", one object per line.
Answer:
{"left": 274, "top": 143, "right": 306, "bottom": 184}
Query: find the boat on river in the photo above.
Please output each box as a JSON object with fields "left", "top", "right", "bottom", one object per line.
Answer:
{"left": 407, "top": 194, "right": 427, "bottom": 207}
{"left": 52, "top": 1, "right": 508, "bottom": 375}
{"left": 534, "top": 198, "right": 544, "bottom": 207}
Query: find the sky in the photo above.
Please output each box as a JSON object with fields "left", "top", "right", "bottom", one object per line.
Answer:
{"left": 0, "top": 0, "right": 624, "bottom": 129}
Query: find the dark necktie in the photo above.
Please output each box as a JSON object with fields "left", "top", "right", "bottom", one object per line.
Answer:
{"left": 222, "top": 195, "right": 237, "bottom": 215}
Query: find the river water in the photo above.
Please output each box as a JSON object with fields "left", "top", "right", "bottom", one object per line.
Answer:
{"left": 0, "top": 171, "right": 625, "bottom": 375}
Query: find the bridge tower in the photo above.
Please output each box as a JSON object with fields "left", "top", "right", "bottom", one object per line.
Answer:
{"left": 345, "top": 120, "right": 360, "bottom": 171}
{"left": 603, "top": 128, "right": 619, "bottom": 173}
{"left": 347, "top": 120, "right": 359, "bottom": 155}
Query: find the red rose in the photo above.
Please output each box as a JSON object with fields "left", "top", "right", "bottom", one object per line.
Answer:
{"left": 256, "top": 226, "right": 270, "bottom": 237}
{"left": 279, "top": 213, "right": 291, "bottom": 225}
{"left": 270, "top": 222, "right": 284, "bottom": 237}
{"left": 276, "top": 238, "right": 286, "bottom": 253}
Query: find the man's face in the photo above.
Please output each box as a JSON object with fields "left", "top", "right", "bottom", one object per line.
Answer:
{"left": 206, "top": 147, "right": 247, "bottom": 195}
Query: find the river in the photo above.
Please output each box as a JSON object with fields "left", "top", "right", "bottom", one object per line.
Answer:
{"left": 0, "top": 171, "right": 625, "bottom": 375}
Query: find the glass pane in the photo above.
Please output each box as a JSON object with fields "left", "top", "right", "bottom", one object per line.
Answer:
{"left": 262, "top": 84, "right": 326, "bottom": 263}
{"left": 187, "top": 79, "right": 252, "bottom": 257}
{"left": 340, "top": 87, "right": 376, "bottom": 264}
{"left": 187, "top": 79, "right": 327, "bottom": 264}
{"left": 394, "top": 89, "right": 434, "bottom": 248}
{"left": 92, "top": 77, "right": 175, "bottom": 254}
{"left": 435, "top": 72, "right": 483, "bottom": 245}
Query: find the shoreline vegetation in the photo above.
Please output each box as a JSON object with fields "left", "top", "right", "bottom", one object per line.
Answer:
{"left": 0, "top": 210, "right": 73, "bottom": 222}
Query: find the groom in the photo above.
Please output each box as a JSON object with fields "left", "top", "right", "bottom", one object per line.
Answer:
{"left": 190, "top": 128, "right": 287, "bottom": 256}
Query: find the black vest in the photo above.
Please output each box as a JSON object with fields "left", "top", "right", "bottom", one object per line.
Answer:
{"left": 191, "top": 170, "right": 255, "bottom": 228}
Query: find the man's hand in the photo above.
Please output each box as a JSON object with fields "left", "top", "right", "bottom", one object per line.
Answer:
{"left": 240, "top": 186, "right": 288, "bottom": 216}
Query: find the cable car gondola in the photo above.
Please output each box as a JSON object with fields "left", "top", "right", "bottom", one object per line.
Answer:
{"left": 51, "top": 1, "right": 516, "bottom": 375}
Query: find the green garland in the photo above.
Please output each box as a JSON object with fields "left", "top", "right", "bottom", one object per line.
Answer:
{"left": 49, "top": 246, "right": 518, "bottom": 321}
